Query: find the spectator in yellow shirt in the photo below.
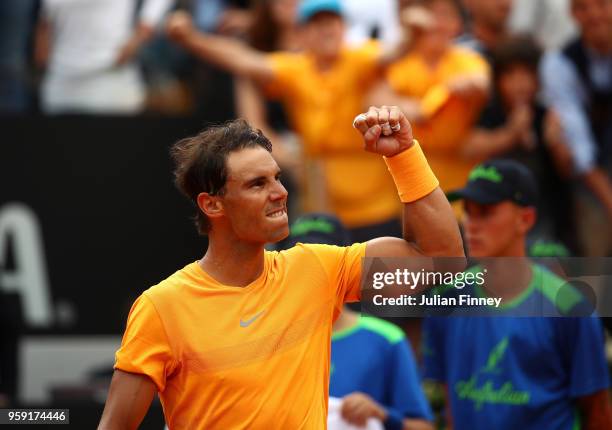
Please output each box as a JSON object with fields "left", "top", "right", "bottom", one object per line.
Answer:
{"left": 369, "top": 0, "right": 490, "bottom": 194}
{"left": 166, "top": 0, "right": 410, "bottom": 241}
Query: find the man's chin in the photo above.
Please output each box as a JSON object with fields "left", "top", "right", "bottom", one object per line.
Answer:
{"left": 262, "top": 225, "right": 290, "bottom": 245}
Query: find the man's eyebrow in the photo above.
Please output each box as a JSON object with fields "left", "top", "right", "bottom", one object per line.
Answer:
{"left": 243, "top": 169, "right": 282, "bottom": 185}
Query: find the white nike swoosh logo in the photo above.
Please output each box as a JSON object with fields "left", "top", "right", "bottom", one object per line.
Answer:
{"left": 239, "top": 310, "right": 265, "bottom": 328}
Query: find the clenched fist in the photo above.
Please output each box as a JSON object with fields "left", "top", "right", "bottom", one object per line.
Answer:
{"left": 353, "top": 106, "right": 415, "bottom": 157}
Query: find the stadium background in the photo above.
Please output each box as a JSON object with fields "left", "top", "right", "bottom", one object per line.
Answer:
{"left": 1, "top": 0, "right": 611, "bottom": 428}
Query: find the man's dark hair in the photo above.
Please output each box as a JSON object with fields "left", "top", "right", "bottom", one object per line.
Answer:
{"left": 492, "top": 35, "right": 542, "bottom": 78}
{"left": 171, "top": 119, "right": 273, "bottom": 235}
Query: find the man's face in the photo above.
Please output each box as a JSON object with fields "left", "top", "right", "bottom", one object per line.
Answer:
{"left": 430, "top": 0, "right": 463, "bottom": 41}
{"left": 220, "top": 147, "right": 289, "bottom": 244}
{"left": 466, "top": 0, "right": 513, "bottom": 29}
{"left": 302, "top": 12, "right": 345, "bottom": 60}
{"left": 463, "top": 200, "right": 533, "bottom": 257}
{"left": 572, "top": 0, "right": 612, "bottom": 47}
{"left": 498, "top": 65, "right": 538, "bottom": 109}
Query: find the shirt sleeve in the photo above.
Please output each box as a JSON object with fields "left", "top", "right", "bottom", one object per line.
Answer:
{"left": 309, "top": 243, "right": 367, "bottom": 309}
{"left": 557, "top": 316, "right": 610, "bottom": 398}
{"left": 421, "top": 317, "right": 446, "bottom": 382}
{"left": 114, "top": 293, "right": 177, "bottom": 392}
{"left": 540, "top": 51, "right": 598, "bottom": 174}
{"left": 264, "top": 52, "right": 300, "bottom": 99}
{"left": 386, "top": 339, "right": 434, "bottom": 421}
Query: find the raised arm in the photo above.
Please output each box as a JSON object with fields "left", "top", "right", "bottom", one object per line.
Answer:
{"left": 166, "top": 11, "right": 274, "bottom": 83}
{"left": 353, "top": 106, "right": 464, "bottom": 258}
{"left": 97, "top": 370, "right": 157, "bottom": 430}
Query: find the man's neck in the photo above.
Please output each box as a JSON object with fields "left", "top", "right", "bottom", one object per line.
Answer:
{"left": 415, "top": 40, "right": 448, "bottom": 68}
{"left": 585, "top": 35, "right": 612, "bottom": 57}
{"left": 199, "top": 233, "right": 266, "bottom": 287}
{"left": 472, "top": 22, "right": 504, "bottom": 51}
{"left": 332, "top": 308, "right": 359, "bottom": 333}
{"left": 313, "top": 52, "right": 339, "bottom": 72}
{"left": 481, "top": 258, "right": 533, "bottom": 303}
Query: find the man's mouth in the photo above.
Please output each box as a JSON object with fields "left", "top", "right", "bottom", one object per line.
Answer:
{"left": 267, "top": 208, "right": 287, "bottom": 218}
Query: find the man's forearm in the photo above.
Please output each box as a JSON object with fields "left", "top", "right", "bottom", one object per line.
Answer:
{"left": 385, "top": 143, "right": 464, "bottom": 257}
{"left": 582, "top": 167, "right": 612, "bottom": 220}
{"left": 167, "top": 13, "right": 272, "bottom": 82}
{"left": 578, "top": 390, "right": 612, "bottom": 430}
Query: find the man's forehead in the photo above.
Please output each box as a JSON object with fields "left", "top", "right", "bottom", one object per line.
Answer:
{"left": 226, "top": 148, "right": 279, "bottom": 180}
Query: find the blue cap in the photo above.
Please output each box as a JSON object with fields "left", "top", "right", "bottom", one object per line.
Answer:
{"left": 283, "top": 213, "right": 351, "bottom": 248}
{"left": 298, "top": 0, "right": 342, "bottom": 23}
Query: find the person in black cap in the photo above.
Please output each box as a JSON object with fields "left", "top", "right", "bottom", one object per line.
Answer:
{"left": 447, "top": 158, "right": 539, "bottom": 258}
{"left": 284, "top": 213, "right": 434, "bottom": 430}
{"left": 422, "top": 159, "right": 612, "bottom": 430}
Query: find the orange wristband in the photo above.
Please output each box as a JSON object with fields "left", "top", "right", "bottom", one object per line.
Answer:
{"left": 384, "top": 140, "right": 439, "bottom": 203}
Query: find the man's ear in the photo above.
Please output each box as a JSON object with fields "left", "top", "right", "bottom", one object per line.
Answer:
{"left": 197, "top": 192, "right": 224, "bottom": 220}
{"left": 518, "top": 206, "right": 537, "bottom": 235}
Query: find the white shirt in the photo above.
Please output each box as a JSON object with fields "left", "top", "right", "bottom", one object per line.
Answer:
{"left": 509, "top": 0, "right": 577, "bottom": 49}
{"left": 341, "top": 0, "right": 401, "bottom": 48}
{"left": 41, "top": 0, "right": 171, "bottom": 113}
{"left": 42, "top": 0, "right": 171, "bottom": 77}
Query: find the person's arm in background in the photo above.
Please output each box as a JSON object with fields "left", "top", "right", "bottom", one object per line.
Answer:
{"left": 234, "top": 77, "right": 301, "bottom": 172}
{"left": 540, "top": 51, "right": 612, "bottom": 220}
{"left": 577, "top": 390, "right": 612, "bottom": 430}
{"left": 115, "top": 0, "right": 173, "bottom": 66}
{"left": 166, "top": 11, "right": 274, "bottom": 84}
{"left": 390, "top": 336, "right": 435, "bottom": 430}
{"left": 34, "top": 15, "right": 51, "bottom": 69}
{"left": 581, "top": 168, "right": 612, "bottom": 221}
{"left": 97, "top": 370, "right": 157, "bottom": 430}
{"left": 559, "top": 315, "right": 612, "bottom": 430}
{"left": 353, "top": 106, "right": 464, "bottom": 260}
{"left": 339, "top": 332, "right": 433, "bottom": 430}
{"left": 462, "top": 104, "right": 535, "bottom": 161}
{"left": 340, "top": 392, "right": 434, "bottom": 430}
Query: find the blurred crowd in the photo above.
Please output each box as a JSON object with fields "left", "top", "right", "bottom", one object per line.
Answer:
{"left": 1, "top": 0, "right": 611, "bottom": 256}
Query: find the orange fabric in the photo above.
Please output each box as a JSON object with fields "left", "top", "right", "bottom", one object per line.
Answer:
{"left": 384, "top": 140, "right": 439, "bottom": 203}
{"left": 115, "top": 243, "right": 366, "bottom": 429}
{"left": 386, "top": 46, "right": 489, "bottom": 192}
{"left": 265, "top": 43, "right": 400, "bottom": 227}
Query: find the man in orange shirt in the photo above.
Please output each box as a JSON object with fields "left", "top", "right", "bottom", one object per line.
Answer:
{"left": 97, "top": 106, "right": 463, "bottom": 429}
{"left": 165, "top": 0, "right": 409, "bottom": 241}
{"left": 369, "top": 0, "right": 490, "bottom": 194}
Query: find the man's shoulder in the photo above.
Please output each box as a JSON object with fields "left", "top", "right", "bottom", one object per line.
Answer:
{"left": 358, "top": 316, "right": 406, "bottom": 345}
{"left": 279, "top": 242, "right": 365, "bottom": 258}
{"left": 531, "top": 264, "right": 590, "bottom": 316}
{"left": 144, "top": 262, "right": 198, "bottom": 300}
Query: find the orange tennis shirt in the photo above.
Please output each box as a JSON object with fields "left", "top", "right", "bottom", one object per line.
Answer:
{"left": 114, "top": 242, "right": 366, "bottom": 429}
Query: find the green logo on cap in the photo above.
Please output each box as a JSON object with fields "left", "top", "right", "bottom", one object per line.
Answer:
{"left": 291, "top": 218, "right": 335, "bottom": 237}
{"left": 469, "top": 165, "right": 503, "bottom": 183}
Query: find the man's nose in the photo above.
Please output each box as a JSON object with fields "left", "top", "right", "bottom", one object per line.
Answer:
{"left": 270, "top": 180, "right": 288, "bottom": 201}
